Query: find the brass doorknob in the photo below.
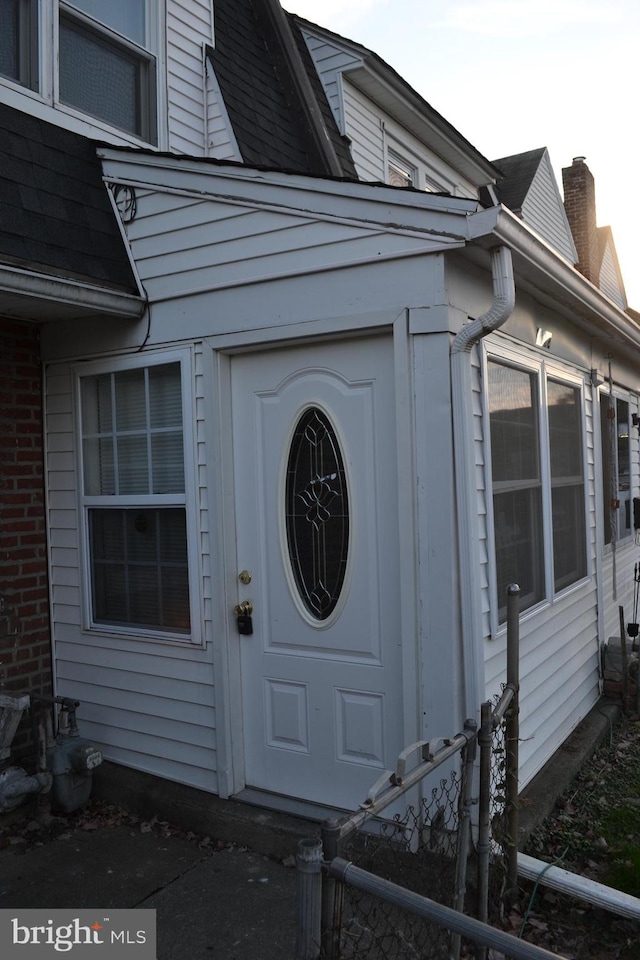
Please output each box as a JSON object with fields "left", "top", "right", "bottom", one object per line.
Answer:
{"left": 235, "top": 600, "right": 254, "bottom": 616}
{"left": 238, "top": 570, "right": 252, "bottom": 584}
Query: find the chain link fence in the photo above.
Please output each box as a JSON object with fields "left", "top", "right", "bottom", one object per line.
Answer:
{"left": 299, "top": 690, "right": 515, "bottom": 960}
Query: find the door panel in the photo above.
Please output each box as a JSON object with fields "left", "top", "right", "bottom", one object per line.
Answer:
{"left": 231, "top": 337, "right": 403, "bottom": 809}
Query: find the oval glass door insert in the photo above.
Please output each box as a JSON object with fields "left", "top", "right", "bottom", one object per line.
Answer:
{"left": 285, "top": 407, "right": 349, "bottom": 620}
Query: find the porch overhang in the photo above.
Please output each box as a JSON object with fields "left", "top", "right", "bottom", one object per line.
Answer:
{"left": 0, "top": 264, "right": 146, "bottom": 322}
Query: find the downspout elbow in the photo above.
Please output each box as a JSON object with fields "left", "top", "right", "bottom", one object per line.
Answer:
{"left": 452, "top": 245, "right": 515, "bottom": 354}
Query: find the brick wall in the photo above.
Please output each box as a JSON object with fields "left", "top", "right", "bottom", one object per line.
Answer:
{"left": 0, "top": 319, "right": 53, "bottom": 760}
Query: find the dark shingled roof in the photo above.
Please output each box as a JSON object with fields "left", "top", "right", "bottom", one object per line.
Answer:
{"left": 491, "top": 147, "right": 546, "bottom": 214}
{"left": 208, "top": 0, "right": 356, "bottom": 177}
{"left": 0, "top": 103, "right": 138, "bottom": 291}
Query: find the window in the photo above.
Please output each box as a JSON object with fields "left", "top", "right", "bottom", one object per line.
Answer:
{"left": 600, "top": 394, "right": 631, "bottom": 545}
{"left": 0, "top": 0, "right": 38, "bottom": 89}
{"left": 488, "top": 361, "right": 586, "bottom": 622}
{"left": 488, "top": 363, "right": 544, "bottom": 618}
{"left": 59, "top": 1, "right": 156, "bottom": 142}
{"left": 548, "top": 379, "right": 586, "bottom": 590}
{"left": 387, "top": 149, "right": 416, "bottom": 188}
{"left": 80, "top": 361, "right": 190, "bottom": 637}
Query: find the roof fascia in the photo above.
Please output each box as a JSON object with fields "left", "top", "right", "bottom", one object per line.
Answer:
{"left": 467, "top": 204, "right": 640, "bottom": 353}
{"left": 98, "top": 148, "right": 478, "bottom": 232}
{"left": 0, "top": 264, "right": 145, "bottom": 321}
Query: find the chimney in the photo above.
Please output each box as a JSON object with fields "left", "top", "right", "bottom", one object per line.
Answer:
{"left": 562, "top": 157, "right": 599, "bottom": 284}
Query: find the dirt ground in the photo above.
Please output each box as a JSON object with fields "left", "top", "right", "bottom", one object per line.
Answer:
{"left": 515, "top": 709, "right": 640, "bottom": 959}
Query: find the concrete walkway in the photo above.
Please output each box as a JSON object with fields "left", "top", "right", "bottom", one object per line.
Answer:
{"left": 1, "top": 823, "right": 298, "bottom": 959}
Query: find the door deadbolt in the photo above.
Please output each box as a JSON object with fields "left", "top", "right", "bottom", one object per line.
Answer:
{"left": 238, "top": 570, "right": 252, "bottom": 585}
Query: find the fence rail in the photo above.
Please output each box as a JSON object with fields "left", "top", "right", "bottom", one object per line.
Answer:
{"left": 294, "top": 586, "right": 569, "bottom": 959}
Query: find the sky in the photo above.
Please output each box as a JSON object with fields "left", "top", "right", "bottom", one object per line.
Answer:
{"left": 282, "top": 0, "right": 640, "bottom": 307}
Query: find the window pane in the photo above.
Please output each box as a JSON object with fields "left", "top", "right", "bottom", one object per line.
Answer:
{"left": 81, "top": 374, "right": 112, "bottom": 434}
{"left": 488, "top": 364, "right": 539, "bottom": 483}
{"left": 617, "top": 399, "right": 631, "bottom": 539}
{"left": 115, "top": 369, "right": 146, "bottom": 431}
{"left": 600, "top": 395, "right": 613, "bottom": 546}
{"left": 83, "top": 437, "right": 115, "bottom": 495}
{"left": 149, "top": 364, "right": 183, "bottom": 428}
{"left": 548, "top": 380, "right": 586, "bottom": 591}
{"left": 552, "top": 485, "right": 586, "bottom": 591}
{"left": 116, "top": 435, "right": 149, "bottom": 494}
{"left": 0, "top": 0, "right": 19, "bottom": 80}
{"left": 66, "top": 0, "right": 145, "bottom": 44}
{"left": 488, "top": 363, "right": 543, "bottom": 621}
{"left": 493, "top": 488, "right": 544, "bottom": 616}
{"left": 89, "top": 508, "right": 189, "bottom": 633}
{"left": 548, "top": 380, "right": 582, "bottom": 479}
{"left": 59, "top": 16, "right": 142, "bottom": 136}
{"left": 151, "top": 432, "right": 185, "bottom": 494}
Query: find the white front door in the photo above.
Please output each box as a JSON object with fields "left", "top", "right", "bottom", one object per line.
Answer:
{"left": 231, "top": 336, "right": 404, "bottom": 810}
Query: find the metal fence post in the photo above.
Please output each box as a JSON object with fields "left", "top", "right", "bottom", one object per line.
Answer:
{"left": 296, "top": 838, "right": 323, "bottom": 960}
{"left": 321, "top": 817, "right": 345, "bottom": 959}
{"left": 451, "top": 718, "right": 477, "bottom": 960}
{"left": 506, "top": 583, "right": 520, "bottom": 906}
{"left": 476, "top": 700, "right": 493, "bottom": 960}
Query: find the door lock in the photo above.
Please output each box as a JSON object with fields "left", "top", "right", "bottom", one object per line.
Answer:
{"left": 235, "top": 600, "right": 254, "bottom": 636}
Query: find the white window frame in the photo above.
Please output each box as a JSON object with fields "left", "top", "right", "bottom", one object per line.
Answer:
{"left": 0, "top": 1, "right": 164, "bottom": 147}
{"left": 484, "top": 342, "right": 590, "bottom": 634}
{"left": 599, "top": 388, "right": 633, "bottom": 549}
{"left": 75, "top": 348, "right": 202, "bottom": 645}
{"left": 58, "top": 0, "right": 157, "bottom": 143}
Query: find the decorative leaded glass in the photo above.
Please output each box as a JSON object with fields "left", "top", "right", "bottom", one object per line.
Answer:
{"left": 285, "top": 408, "right": 349, "bottom": 620}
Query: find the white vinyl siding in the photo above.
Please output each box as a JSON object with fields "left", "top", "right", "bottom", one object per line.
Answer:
{"left": 298, "top": 28, "right": 361, "bottom": 134}
{"left": 166, "top": 0, "right": 212, "bottom": 154}
{"left": 519, "top": 152, "right": 577, "bottom": 264}
{"left": 45, "top": 347, "right": 217, "bottom": 793}
{"left": 599, "top": 241, "right": 627, "bottom": 310}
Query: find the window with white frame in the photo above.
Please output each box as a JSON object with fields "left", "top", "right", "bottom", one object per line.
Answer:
{"left": 59, "top": 1, "right": 156, "bottom": 141}
{"left": 0, "top": 0, "right": 38, "bottom": 89}
{"left": 600, "top": 393, "right": 631, "bottom": 545}
{"left": 80, "top": 360, "right": 191, "bottom": 637}
{"left": 487, "top": 360, "right": 587, "bottom": 623}
{"left": 387, "top": 149, "right": 415, "bottom": 188}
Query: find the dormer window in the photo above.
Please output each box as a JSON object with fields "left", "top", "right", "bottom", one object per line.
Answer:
{"left": 387, "top": 149, "right": 415, "bottom": 188}
{"left": 59, "top": 1, "right": 156, "bottom": 142}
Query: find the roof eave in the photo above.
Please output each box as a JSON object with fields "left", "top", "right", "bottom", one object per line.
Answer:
{"left": 0, "top": 264, "right": 146, "bottom": 322}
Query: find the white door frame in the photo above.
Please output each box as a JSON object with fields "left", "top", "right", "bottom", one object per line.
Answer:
{"left": 207, "top": 313, "right": 420, "bottom": 804}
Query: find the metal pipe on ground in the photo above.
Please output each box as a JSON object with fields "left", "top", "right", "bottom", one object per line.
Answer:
{"left": 326, "top": 858, "right": 565, "bottom": 959}
{"left": 518, "top": 852, "right": 640, "bottom": 922}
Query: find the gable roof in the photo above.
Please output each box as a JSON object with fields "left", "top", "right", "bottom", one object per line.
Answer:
{"left": 491, "top": 147, "right": 577, "bottom": 264}
{"left": 0, "top": 103, "right": 138, "bottom": 294}
{"left": 491, "top": 147, "right": 546, "bottom": 214}
{"left": 208, "top": 0, "right": 356, "bottom": 178}
{"left": 597, "top": 226, "right": 627, "bottom": 310}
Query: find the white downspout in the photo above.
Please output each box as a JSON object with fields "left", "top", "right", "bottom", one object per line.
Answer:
{"left": 451, "top": 245, "right": 515, "bottom": 722}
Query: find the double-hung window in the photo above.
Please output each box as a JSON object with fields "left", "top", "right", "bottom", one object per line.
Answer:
{"left": 59, "top": 0, "right": 157, "bottom": 142}
{"left": 0, "top": 0, "right": 38, "bottom": 89}
{"left": 80, "top": 358, "right": 191, "bottom": 639}
{"left": 487, "top": 359, "right": 587, "bottom": 623}
{"left": 600, "top": 394, "right": 631, "bottom": 545}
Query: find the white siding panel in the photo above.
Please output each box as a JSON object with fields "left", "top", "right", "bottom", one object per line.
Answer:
{"left": 599, "top": 242, "right": 626, "bottom": 310}
{"left": 343, "top": 82, "right": 385, "bottom": 182}
{"left": 45, "top": 348, "right": 218, "bottom": 794}
{"left": 300, "top": 30, "right": 363, "bottom": 133}
{"left": 166, "top": 0, "right": 213, "bottom": 155}
{"left": 521, "top": 154, "right": 577, "bottom": 264}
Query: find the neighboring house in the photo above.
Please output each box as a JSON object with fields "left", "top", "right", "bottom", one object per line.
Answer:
{"left": 2, "top": 0, "right": 639, "bottom": 813}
